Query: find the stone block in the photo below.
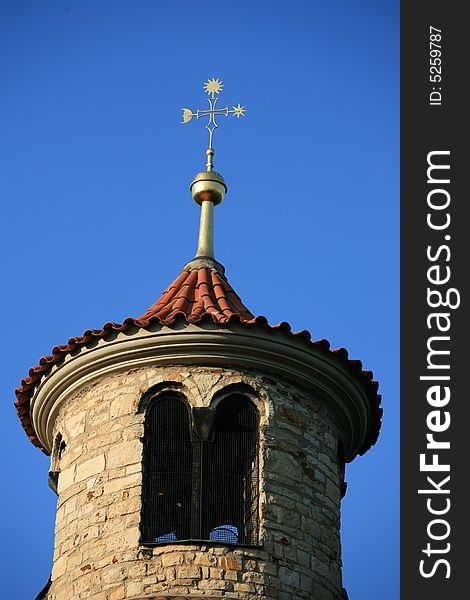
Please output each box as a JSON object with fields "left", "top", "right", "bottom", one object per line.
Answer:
{"left": 176, "top": 565, "right": 201, "bottom": 579}
{"left": 82, "top": 524, "right": 100, "bottom": 543}
{"left": 126, "top": 462, "right": 141, "bottom": 475}
{"left": 297, "top": 549, "right": 311, "bottom": 568}
{"left": 301, "top": 573, "right": 313, "bottom": 592}
{"left": 278, "top": 566, "right": 300, "bottom": 588}
{"left": 242, "top": 570, "right": 265, "bottom": 585}
{"left": 88, "top": 410, "right": 110, "bottom": 429}
{"left": 75, "top": 454, "right": 105, "bottom": 483}
{"left": 125, "top": 525, "right": 140, "bottom": 547}
{"left": 107, "top": 439, "right": 142, "bottom": 469}
{"left": 103, "top": 472, "right": 141, "bottom": 495}
{"left": 64, "top": 496, "right": 77, "bottom": 516}
{"left": 52, "top": 555, "right": 67, "bottom": 580}
{"left": 209, "top": 567, "right": 224, "bottom": 579}
{"left": 110, "top": 393, "right": 136, "bottom": 419}
{"left": 161, "top": 553, "right": 184, "bottom": 568}
{"left": 268, "top": 450, "right": 301, "bottom": 480}
{"left": 220, "top": 555, "right": 242, "bottom": 571}
{"left": 126, "top": 580, "right": 144, "bottom": 597}
{"left": 65, "top": 410, "right": 86, "bottom": 438}
{"left": 326, "top": 477, "right": 340, "bottom": 505}
{"left": 107, "top": 495, "right": 140, "bottom": 519}
{"left": 311, "top": 557, "right": 329, "bottom": 577}
{"left": 58, "top": 465, "right": 75, "bottom": 493}
{"left": 234, "top": 582, "right": 256, "bottom": 593}
{"left": 109, "top": 586, "right": 125, "bottom": 600}
{"left": 259, "top": 562, "right": 278, "bottom": 576}
{"left": 101, "top": 565, "right": 128, "bottom": 586}
{"left": 194, "top": 553, "right": 218, "bottom": 567}
{"left": 197, "top": 578, "right": 232, "bottom": 590}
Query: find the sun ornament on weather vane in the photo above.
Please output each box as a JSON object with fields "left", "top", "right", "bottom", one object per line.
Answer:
{"left": 181, "top": 78, "right": 246, "bottom": 171}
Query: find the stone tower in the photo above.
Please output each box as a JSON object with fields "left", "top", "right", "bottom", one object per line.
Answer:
{"left": 16, "top": 80, "right": 381, "bottom": 600}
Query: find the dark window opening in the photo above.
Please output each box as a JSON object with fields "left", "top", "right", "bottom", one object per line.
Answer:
{"left": 337, "top": 440, "right": 347, "bottom": 499}
{"left": 141, "top": 393, "right": 259, "bottom": 546}
{"left": 202, "top": 397, "right": 259, "bottom": 545}
{"left": 141, "top": 395, "right": 193, "bottom": 542}
{"left": 49, "top": 433, "right": 67, "bottom": 495}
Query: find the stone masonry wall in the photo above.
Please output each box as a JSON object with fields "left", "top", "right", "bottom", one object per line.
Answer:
{"left": 47, "top": 365, "right": 346, "bottom": 600}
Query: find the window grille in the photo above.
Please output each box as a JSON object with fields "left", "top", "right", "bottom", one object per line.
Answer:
{"left": 142, "top": 395, "right": 193, "bottom": 542}
{"left": 202, "top": 397, "right": 259, "bottom": 545}
{"left": 141, "top": 393, "right": 259, "bottom": 546}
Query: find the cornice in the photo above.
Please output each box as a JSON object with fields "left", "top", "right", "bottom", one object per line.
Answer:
{"left": 30, "top": 321, "right": 375, "bottom": 461}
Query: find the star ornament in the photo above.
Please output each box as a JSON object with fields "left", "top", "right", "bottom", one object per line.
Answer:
{"left": 232, "top": 103, "right": 246, "bottom": 118}
{"left": 204, "top": 78, "right": 223, "bottom": 96}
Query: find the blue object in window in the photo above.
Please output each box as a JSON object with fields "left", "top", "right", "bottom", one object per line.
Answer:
{"left": 155, "top": 532, "right": 177, "bottom": 542}
{"left": 209, "top": 525, "right": 238, "bottom": 543}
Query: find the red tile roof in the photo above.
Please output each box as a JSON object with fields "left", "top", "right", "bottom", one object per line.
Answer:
{"left": 15, "top": 259, "right": 382, "bottom": 455}
{"left": 137, "top": 261, "right": 255, "bottom": 324}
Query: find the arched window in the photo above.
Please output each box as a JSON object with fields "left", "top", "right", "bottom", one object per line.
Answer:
{"left": 337, "top": 440, "right": 347, "bottom": 499}
{"left": 48, "top": 433, "right": 67, "bottom": 494}
{"left": 141, "top": 392, "right": 259, "bottom": 546}
{"left": 202, "top": 396, "right": 259, "bottom": 545}
{"left": 141, "top": 394, "right": 193, "bottom": 542}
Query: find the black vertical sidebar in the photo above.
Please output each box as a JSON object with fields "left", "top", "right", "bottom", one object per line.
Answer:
{"left": 401, "top": 3, "right": 467, "bottom": 598}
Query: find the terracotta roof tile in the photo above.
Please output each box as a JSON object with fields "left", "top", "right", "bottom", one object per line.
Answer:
{"left": 198, "top": 282, "right": 213, "bottom": 298}
{"left": 197, "top": 267, "right": 211, "bottom": 286}
{"left": 14, "top": 260, "right": 382, "bottom": 455}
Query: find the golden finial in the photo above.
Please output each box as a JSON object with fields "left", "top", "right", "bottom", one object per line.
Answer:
{"left": 181, "top": 77, "right": 246, "bottom": 171}
{"left": 182, "top": 78, "right": 246, "bottom": 260}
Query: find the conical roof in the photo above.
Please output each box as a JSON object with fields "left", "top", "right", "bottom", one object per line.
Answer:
{"left": 137, "top": 258, "right": 255, "bottom": 325}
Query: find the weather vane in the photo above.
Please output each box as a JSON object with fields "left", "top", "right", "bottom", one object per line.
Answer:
{"left": 181, "top": 78, "right": 246, "bottom": 171}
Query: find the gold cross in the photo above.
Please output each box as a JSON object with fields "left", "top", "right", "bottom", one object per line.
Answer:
{"left": 182, "top": 78, "right": 246, "bottom": 170}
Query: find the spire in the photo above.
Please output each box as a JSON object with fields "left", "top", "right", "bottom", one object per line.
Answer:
{"left": 181, "top": 78, "right": 246, "bottom": 259}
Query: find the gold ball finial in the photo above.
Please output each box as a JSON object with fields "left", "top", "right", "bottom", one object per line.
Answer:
{"left": 190, "top": 170, "right": 227, "bottom": 206}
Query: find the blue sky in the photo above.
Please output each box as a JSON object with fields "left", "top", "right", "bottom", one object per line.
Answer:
{"left": 0, "top": 1, "right": 399, "bottom": 597}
